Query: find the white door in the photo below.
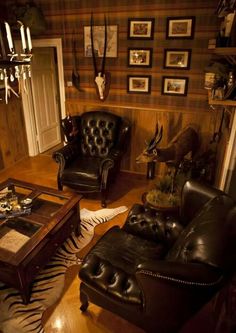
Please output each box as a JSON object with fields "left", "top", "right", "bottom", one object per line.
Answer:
{"left": 31, "top": 47, "right": 61, "bottom": 153}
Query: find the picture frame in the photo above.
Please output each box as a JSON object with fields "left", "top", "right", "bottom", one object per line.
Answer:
{"left": 166, "top": 16, "right": 195, "bottom": 39}
{"left": 84, "top": 25, "right": 118, "bottom": 58}
{"left": 162, "top": 76, "right": 189, "bottom": 96}
{"left": 164, "top": 49, "right": 191, "bottom": 69}
{"left": 127, "top": 75, "right": 151, "bottom": 94}
{"left": 128, "top": 18, "right": 155, "bottom": 40}
{"left": 128, "top": 48, "right": 153, "bottom": 67}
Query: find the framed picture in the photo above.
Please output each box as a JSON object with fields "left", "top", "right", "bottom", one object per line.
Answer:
{"left": 166, "top": 16, "right": 195, "bottom": 39}
{"left": 128, "top": 18, "right": 155, "bottom": 40}
{"left": 128, "top": 48, "right": 153, "bottom": 67}
{"left": 127, "top": 75, "right": 151, "bottom": 94}
{"left": 84, "top": 25, "right": 118, "bottom": 57}
{"left": 164, "top": 49, "right": 191, "bottom": 69}
{"left": 162, "top": 76, "right": 189, "bottom": 96}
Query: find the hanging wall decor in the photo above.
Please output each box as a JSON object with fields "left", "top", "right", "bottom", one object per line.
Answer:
{"left": 128, "top": 18, "right": 155, "bottom": 40}
{"left": 166, "top": 16, "right": 195, "bottom": 39}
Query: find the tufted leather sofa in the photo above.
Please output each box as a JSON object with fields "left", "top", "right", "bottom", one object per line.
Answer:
{"left": 52, "top": 111, "right": 130, "bottom": 207}
{"left": 79, "top": 180, "right": 236, "bottom": 333}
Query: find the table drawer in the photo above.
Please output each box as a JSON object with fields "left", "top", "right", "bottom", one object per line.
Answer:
{"left": 22, "top": 212, "right": 80, "bottom": 283}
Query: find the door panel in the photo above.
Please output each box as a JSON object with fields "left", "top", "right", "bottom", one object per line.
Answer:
{"left": 31, "top": 47, "right": 61, "bottom": 153}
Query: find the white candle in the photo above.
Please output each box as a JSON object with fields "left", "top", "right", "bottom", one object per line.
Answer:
{"left": 26, "top": 27, "right": 32, "bottom": 52}
{"left": 19, "top": 23, "right": 27, "bottom": 51}
{"left": 4, "top": 22, "right": 14, "bottom": 51}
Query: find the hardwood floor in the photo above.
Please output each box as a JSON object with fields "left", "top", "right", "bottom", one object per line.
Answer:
{"left": 0, "top": 155, "right": 153, "bottom": 333}
{"left": 0, "top": 156, "right": 214, "bottom": 333}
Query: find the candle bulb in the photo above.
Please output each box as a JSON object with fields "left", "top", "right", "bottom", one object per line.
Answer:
{"left": 4, "top": 22, "right": 14, "bottom": 52}
{"left": 18, "top": 22, "right": 27, "bottom": 52}
{"left": 26, "top": 27, "right": 32, "bottom": 52}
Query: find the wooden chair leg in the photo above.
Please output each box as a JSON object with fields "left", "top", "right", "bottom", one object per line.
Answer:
{"left": 101, "top": 190, "right": 107, "bottom": 207}
{"left": 80, "top": 289, "right": 89, "bottom": 312}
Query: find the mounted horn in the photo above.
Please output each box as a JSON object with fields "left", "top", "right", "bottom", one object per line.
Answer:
{"left": 90, "top": 13, "right": 111, "bottom": 101}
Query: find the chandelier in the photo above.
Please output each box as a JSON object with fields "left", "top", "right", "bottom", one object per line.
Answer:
{"left": 0, "top": 21, "right": 32, "bottom": 103}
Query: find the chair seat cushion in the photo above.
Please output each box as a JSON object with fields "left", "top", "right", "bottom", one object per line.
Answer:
{"left": 62, "top": 156, "right": 102, "bottom": 186}
{"left": 79, "top": 226, "right": 167, "bottom": 304}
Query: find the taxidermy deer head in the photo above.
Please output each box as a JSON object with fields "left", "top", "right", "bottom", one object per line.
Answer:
{"left": 136, "top": 123, "right": 199, "bottom": 166}
{"left": 90, "top": 13, "right": 111, "bottom": 101}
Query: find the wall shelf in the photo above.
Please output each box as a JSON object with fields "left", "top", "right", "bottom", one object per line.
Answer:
{"left": 208, "top": 47, "right": 236, "bottom": 107}
{"left": 212, "top": 47, "right": 236, "bottom": 65}
{"left": 208, "top": 91, "right": 236, "bottom": 106}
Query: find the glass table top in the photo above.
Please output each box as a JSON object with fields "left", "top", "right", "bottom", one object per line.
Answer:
{"left": 0, "top": 218, "right": 42, "bottom": 253}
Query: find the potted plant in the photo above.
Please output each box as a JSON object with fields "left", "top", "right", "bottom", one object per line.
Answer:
{"left": 145, "top": 173, "right": 181, "bottom": 210}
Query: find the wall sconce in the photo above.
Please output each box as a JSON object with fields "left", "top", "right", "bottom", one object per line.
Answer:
{"left": 0, "top": 21, "right": 32, "bottom": 103}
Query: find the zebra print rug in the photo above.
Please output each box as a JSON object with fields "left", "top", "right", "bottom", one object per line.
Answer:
{"left": 0, "top": 206, "right": 128, "bottom": 333}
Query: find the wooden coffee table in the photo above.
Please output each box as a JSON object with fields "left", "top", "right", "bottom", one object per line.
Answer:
{"left": 0, "top": 178, "right": 82, "bottom": 304}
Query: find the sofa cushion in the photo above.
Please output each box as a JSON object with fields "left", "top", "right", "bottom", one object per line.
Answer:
{"left": 166, "top": 194, "right": 235, "bottom": 270}
{"left": 62, "top": 156, "right": 102, "bottom": 185}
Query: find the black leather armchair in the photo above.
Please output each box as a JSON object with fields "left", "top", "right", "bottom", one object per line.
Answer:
{"left": 79, "top": 180, "right": 236, "bottom": 333}
{"left": 52, "top": 111, "right": 130, "bottom": 207}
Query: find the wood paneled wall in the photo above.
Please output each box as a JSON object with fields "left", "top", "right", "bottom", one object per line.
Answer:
{"left": 0, "top": 96, "right": 28, "bottom": 171}
{"left": 3, "top": 0, "right": 224, "bottom": 179}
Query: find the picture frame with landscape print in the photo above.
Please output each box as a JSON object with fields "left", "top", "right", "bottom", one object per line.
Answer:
{"left": 127, "top": 75, "right": 151, "bottom": 94}
{"left": 128, "top": 18, "right": 155, "bottom": 40}
{"left": 162, "top": 76, "right": 188, "bottom": 96}
{"left": 128, "top": 48, "right": 153, "bottom": 67}
{"left": 164, "top": 49, "right": 191, "bottom": 69}
{"left": 166, "top": 16, "right": 195, "bottom": 39}
{"left": 84, "top": 25, "right": 118, "bottom": 57}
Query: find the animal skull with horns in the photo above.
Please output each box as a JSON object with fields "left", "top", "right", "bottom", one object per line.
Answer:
{"left": 90, "top": 14, "right": 111, "bottom": 101}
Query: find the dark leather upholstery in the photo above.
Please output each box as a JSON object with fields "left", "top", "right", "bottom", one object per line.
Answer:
{"left": 52, "top": 111, "right": 130, "bottom": 207}
{"left": 79, "top": 180, "right": 236, "bottom": 333}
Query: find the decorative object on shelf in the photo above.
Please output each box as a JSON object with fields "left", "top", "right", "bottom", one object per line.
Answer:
{"left": 204, "top": 60, "right": 234, "bottom": 100}
{"left": 0, "top": 20, "right": 32, "bottom": 104}
{"left": 164, "top": 48, "right": 191, "bottom": 69}
{"left": 127, "top": 75, "right": 151, "bottom": 94}
{"left": 88, "top": 13, "right": 111, "bottom": 101}
{"left": 162, "top": 76, "right": 189, "bottom": 96}
{"left": 216, "top": 0, "right": 236, "bottom": 18}
{"left": 128, "top": 48, "right": 153, "bottom": 67}
{"left": 128, "top": 18, "right": 155, "bottom": 40}
{"left": 166, "top": 16, "right": 195, "bottom": 39}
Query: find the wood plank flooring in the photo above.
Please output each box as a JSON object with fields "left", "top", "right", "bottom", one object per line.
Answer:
{"left": 0, "top": 156, "right": 214, "bottom": 333}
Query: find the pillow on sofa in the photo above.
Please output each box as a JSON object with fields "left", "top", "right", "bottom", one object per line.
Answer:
{"left": 166, "top": 194, "right": 235, "bottom": 271}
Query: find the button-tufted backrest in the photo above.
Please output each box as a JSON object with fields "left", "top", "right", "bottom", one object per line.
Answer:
{"left": 123, "top": 203, "right": 183, "bottom": 247}
{"left": 79, "top": 111, "right": 121, "bottom": 157}
{"left": 167, "top": 194, "right": 235, "bottom": 271}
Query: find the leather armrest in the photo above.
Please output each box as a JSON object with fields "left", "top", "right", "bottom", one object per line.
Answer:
{"left": 136, "top": 261, "right": 223, "bottom": 286}
{"left": 135, "top": 261, "right": 224, "bottom": 330}
{"left": 52, "top": 142, "right": 81, "bottom": 168}
{"left": 99, "top": 157, "right": 115, "bottom": 189}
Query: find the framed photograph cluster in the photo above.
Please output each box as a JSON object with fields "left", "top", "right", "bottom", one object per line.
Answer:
{"left": 166, "top": 16, "right": 195, "bottom": 39}
{"left": 128, "top": 18, "right": 155, "bottom": 40}
{"left": 127, "top": 75, "right": 151, "bottom": 94}
{"left": 127, "top": 18, "right": 154, "bottom": 94}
